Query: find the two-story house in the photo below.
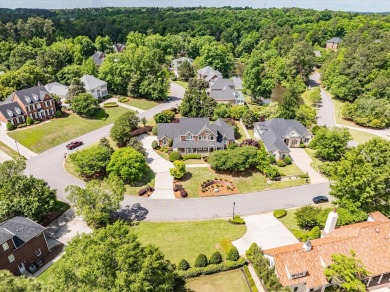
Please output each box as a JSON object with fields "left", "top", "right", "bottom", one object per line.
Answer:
{"left": 206, "top": 77, "right": 245, "bottom": 105}
{"left": 0, "top": 217, "right": 51, "bottom": 276}
{"left": 80, "top": 75, "right": 108, "bottom": 99}
{"left": 0, "top": 86, "right": 56, "bottom": 126}
{"left": 197, "top": 66, "right": 222, "bottom": 82}
{"left": 254, "top": 118, "right": 312, "bottom": 160}
{"left": 157, "top": 118, "right": 235, "bottom": 154}
{"left": 91, "top": 51, "right": 105, "bottom": 66}
{"left": 170, "top": 57, "right": 194, "bottom": 77}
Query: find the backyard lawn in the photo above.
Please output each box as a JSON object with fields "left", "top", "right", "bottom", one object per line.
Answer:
{"left": 8, "top": 107, "right": 132, "bottom": 153}
{"left": 121, "top": 97, "right": 159, "bottom": 110}
{"left": 134, "top": 220, "right": 246, "bottom": 265}
{"left": 185, "top": 269, "right": 250, "bottom": 292}
{"left": 179, "top": 167, "right": 307, "bottom": 198}
{"left": 236, "top": 122, "right": 248, "bottom": 142}
{"left": 0, "top": 141, "right": 20, "bottom": 160}
{"left": 304, "top": 148, "right": 323, "bottom": 172}
{"left": 348, "top": 129, "right": 378, "bottom": 144}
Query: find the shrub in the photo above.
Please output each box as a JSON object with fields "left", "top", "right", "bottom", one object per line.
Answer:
{"left": 55, "top": 110, "right": 63, "bottom": 118}
{"left": 178, "top": 259, "right": 190, "bottom": 271}
{"left": 169, "top": 151, "right": 183, "bottom": 162}
{"left": 194, "top": 254, "right": 208, "bottom": 268}
{"left": 269, "top": 155, "right": 276, "bottom": 164}
{"left": 299, "top": 143, "right": 306, "bottom": 148}
{"left": 229, "top": 215, "right": 245, "bottom": 224}
{"left": 295, "top": 206, "right": 321, "bottom": 229}
{"left": 154, "top": 110, "right": 175, "bottom": 123}
{"left": 219, "top": 239, "right": 234, "bottom": 254}
{"left": 152, "top": 125, "right": 158, "bottom": 135}
{"left": 276, "top": 159, "right": 286, "bottom": 167}
{"left": 240, "top": 139, "right": 260, "bottom": 148}
{"left": 226, "top": 246, "right": 239, "bottom": 261}
{"left": 273, "top": 209, "right": 287, "bottom": 218}
{"left": 103, "top": 102, "right": 118, "bottom": 108}
{"left": 299, "top": 173, "right": 309, "bottom": 178}
{"left": 131, "top": 126, "right": 153, "bottom": 136}
{"left": 6, "top": 122, "right": 14, "bottom": 131}
{"left": 283, "top": 156, "right": 292, "bottom": 165}
{"left": 176, "top": 258, "right": 247, "bottom": 279}
{"left": 118, "top": 96, "right": 129, "bottom": 103}
{"left": 170, "top": 161, "right": 186, "bottom": 179}
{"left": 308, "top": 226, "right": 321, "bottom": 239}
{"left": 227, "top": 143, "right": 238, "bottom": 150}
{"left": 152, "top": 140, "right": 159, "bottom": 149}
{"left": 209, "top": 251, "right": 222, "bottom": 265}
{"left": 34, "top": 120, "right": 41, "bottom": 124}
{"left": 26, "top": 116, "right": 34, "bottom": 125}
{"left": 264, "top": 166, "right": 281, "bottom": 179}
{"left": 209, "top": 146, "right": 258, "bottom": 172}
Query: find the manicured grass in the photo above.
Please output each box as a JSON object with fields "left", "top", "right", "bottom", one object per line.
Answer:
{"left": 348, "top": 129, "right": 378, "bottom": 144}
{"left": 236, "top": 122, "right": 248, "bottom": 142}
{"left": 0, "top": 141, "right": 20, "bottom": 160}
{"left": 64, "top": 156, "right": 155, "bottom": 196}
{"left": 333, "top": 99, "right": 365, "bottom": 129}
{"left": 121, "top": 97, "right": 159, "bottom": 110}
{"left": 247, "top": 128, "right": 254, "bottom": 139}
{"left": 37, "top": 263, "right": 56, "bottom": 284}
{"left": 173, "top": 80, "right": 188, "bottom": 90}
{"left": 304, "top": 148, "right": 323, "bottom": 172}
{"left": 244, "top": 95, "right": 263, "bottom": 112}
{"left": 278, "top": 163, "right": 304, "bottom": 176}
{"left": 8, "top": 107, "right": 132, "bottom": 153}
{"left": 185, "top": 269, "right": 250, "bottom": 292}
{"left": 134, "top": 220, "right": 246, "bottom": 265}
{"left": 179, "top": 167, "right": 307, "bottom": 198}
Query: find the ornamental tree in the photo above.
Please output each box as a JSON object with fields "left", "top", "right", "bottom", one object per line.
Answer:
{"left": 71, "top": 93, "right": 99, "bottom": 117}
{"left": 170, "top": 160, "right": 186, "bottom": 179}
{"left": 110, "top": 111, "right": 140, "bottom": 147}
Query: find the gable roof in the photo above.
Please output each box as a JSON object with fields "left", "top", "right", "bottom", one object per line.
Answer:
{"left": 91, "top": 51, "right": 105, "bottom": 65}
{"left": 80, "top": 75, "right": 107, "bottom": 91}
{"left": 45, "top": 82, "right": 69, "bottom": 98}
{"left": 197, "top": 66, "right": 222, "bottom": 80}
{"left": 209, "top": 86, "right": 241, "bottom": 101}
{"left": 0, "top": 217, "right": 45, "bottom": 247}
{"left": 254, "top": 118, "right": 311, "bottom": 153}
{"left": 326, "top": 37, "right": 343, "bottom": 44}
{"left": 209, "top": 77, "right": 235, "bottom": 90}
{"left": 113, "top": 43, "right": 126, "bottom": 53}
{"left": 0, "top": 102, "right": 25, "bottom": 119}
{"left": 232, "top": 76, "right": 243, "bottom": 90}
{"left": 12, "top": 86, "right": 53, "bottom": 105}
{"left": 264, "top": 213, "right": 390, "bottom": 289}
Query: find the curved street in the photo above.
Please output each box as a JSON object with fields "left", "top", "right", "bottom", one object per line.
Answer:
{"left": 24, "top": 82, "right": 332, "bottom": 221}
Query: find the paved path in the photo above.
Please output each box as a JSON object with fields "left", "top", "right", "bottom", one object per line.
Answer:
{"left": 0, "top": 149, "right": 12, "bottom": 163}
{"left": 186, "top": 164, "right": 209, "bottom": 168}
{"left": 0, "top": 124, "right": 37, "bottom": 159}
{"left": 239, "top": 119, "right": 250, "bottom": 139}
{"left": 102, "top": 97, "right": 146, "bottom": 113}
{"left": 233, "top": 213, "right": 299, "bottom": 255}
{"left": 139, "top": 135, "right": 175, "bottom": 199}
{"left": 289, "top": 148, "right": 328, "bottom": 184}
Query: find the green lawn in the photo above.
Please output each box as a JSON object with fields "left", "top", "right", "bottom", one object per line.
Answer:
{"left": 304, "top": 148, "right": 323, "bottom": 172}
{"left": 333, "top": 99, "right": 365, "bottom": 128}
{"left": 279, "top": 163, "right": 304, "bottom": 176}
{"left": 179, "top": 167, "right": 307, "bottom": 198}
{"left": 121, "top": 97, "right": 159, "bottom": 110}
{"left": 133, "top": 220, "right": 246, "bottom": 265}
{"left": 236, "top": 122, "right": 248, "bottom": 142}
{"left": 185, "top": 269, "right": 250, "bottom": 292}
{"left": 173, "top": 80, "right": 188, "bottom": 90}
{"left": 0, "top": 141, "right": 20, "bottom": 160}
{"left": 348, "top": 129, "right": 378, "bottom": 144}
{"left": 8, "top": 107, "right": 132, "bottom": 153}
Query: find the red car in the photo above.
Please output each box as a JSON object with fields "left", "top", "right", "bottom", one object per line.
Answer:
{"left": 66, "top": 141, "right": 83, "bottom": 150}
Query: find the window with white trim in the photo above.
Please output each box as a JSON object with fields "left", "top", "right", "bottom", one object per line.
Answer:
{"left": 304, "top": 138, "right": 310, "bottom": 143}
{"left": 35, "top": 249, "right": 41, "bottom": 256}
{"left": 2, "top": 242, "right": 9, "bottom": 251}
{"left": 8, "top": 254, "right": 15, "bottom": 263}
{"left": 209, "top": 135, "right": 214, "bottom": 141}
{"left": 186, "top": 133, "right": 193, "bottom": 140}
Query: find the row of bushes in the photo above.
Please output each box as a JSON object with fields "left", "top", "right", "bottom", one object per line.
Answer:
{"left": 176, "top": 258, "right": 247, "bottom": 279}
{"left": 275, "top": 156, "right": 292, "bottom": 167}
{"left": 169, "top": 151, "right": 202, "bottom": 162}
{"left": 103, "top": 102, "right": 119, "bottom": 108}
{"left": 183, "top": 153, "right": 201, "bottom": 160}
{"left": 6, "top": 116, "right": 45, "bottom": 131}
{"left": 118, "top": 96, "right": 129, "bottom": 103}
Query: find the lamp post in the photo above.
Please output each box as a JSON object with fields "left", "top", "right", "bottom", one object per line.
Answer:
{"left": 14, "top": 140, "right": 20, "bottom": 157}
{"left": 232, "top": 202, "right": 236, "bottom": 218}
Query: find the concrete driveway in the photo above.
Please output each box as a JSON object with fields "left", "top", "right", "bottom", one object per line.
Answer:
{"left": 289, "top": 148, "right": 328, "bottom": 184}
{"left": 138, "top": 135, "right": 175, "bottom": 199}
{"left": 233, "top": 213, "right": 299, "bottom": 255}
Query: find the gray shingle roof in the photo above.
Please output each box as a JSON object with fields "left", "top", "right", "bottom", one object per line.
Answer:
{"left": 210, "top": 77, "right": 235, "bottom": 90}
{"left": 158, "top": 118, "right": 234, "bottom": 146}
{"left": 232, "top": 77, "right": 243, "bottom": 90}
{"left": 0, "top": 228, "right": 13, "bottom": 245}
{"left": 0, "top": 102, "right": 25, "bottom": 119}
{"left": 45, "top": 82, "right": 68, "bottom": 98}
{"left": 13, "top": 86, "right": 52, "bottom": 106}
{"left": 80, "top": 75, "right": 107, "bottom": 91}
{"left": 197, "top": 66, "right": 222, "bottom": 81}
{"left": 113, "top": 43, "right": 126, "bottom": 53}
{"left": 209, "top": 86, "right": 243, "bottom": 102}
{"left": 254, "top": 118, "right": 311, "bottom": 153}
{"left": 326, "top": 37, "right": 343, "bottom": 44}
{"left": 0, "top": 217, "right": 45, "bottom": 247}
{"left": 92, "top": 51, "right": 105, "bottom": 65}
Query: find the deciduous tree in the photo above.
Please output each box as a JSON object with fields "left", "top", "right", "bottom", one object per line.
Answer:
{"left": 71, "top": 93, "right": 99, "bottom": 117}
{"left": 110, "top": 111, "right": 140, "bottom": 147}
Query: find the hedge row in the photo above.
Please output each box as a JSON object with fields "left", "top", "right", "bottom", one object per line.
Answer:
{"left": 103, "top": 102, "right": 118, "bottom": 108}
{"left": 273, "top": 209, "right": 287, "bottom": 218}
{"left": 182, "top": 154, "right": 201, "bottom": 160}
{"left": 176, "top": 258, "right": 247, "bottom": 279}
{"left": 118, "top": 96, "right": 129, "bottom": 103}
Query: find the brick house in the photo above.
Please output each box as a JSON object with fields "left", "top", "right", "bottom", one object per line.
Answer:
{"left": 264, "top": 211, "right": 390, "bottom": 292}
{"left": 0, "top": 217, "right": 51, "bottom": 276}
{"left": 325, "top": 37, "right": 342, "bottom": 50}
{"left": 0, "top": 86, "right": 56, "bottom": 126}
{"left": 157, "top": 118, "right": 235, "bottom": 154}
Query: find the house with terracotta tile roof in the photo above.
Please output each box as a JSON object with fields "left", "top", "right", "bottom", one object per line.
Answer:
{"left": 263, "top": 211, "right": 390, "bottom": 292}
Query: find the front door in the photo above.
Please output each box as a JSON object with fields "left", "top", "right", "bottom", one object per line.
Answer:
{"left": 18, "top": 263, "right": 25, "bottom": 273}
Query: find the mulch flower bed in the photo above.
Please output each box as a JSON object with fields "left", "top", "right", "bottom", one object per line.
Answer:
{"left": 199, "top": 179, "right": 238, "bottom": 197}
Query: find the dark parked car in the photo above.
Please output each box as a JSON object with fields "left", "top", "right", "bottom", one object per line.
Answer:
{"left": 66, "top": 140, "right": 83, "bottom": 150}
{"left": 313, "top": 196, "right": 329, "bottom": 204}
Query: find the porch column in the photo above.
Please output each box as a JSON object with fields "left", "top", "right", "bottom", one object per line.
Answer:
{"left": 366, "top": 277, "right": 372, "bottom": 287}
{"left": 377, "top": 274, "right": 383, "bottom": 284}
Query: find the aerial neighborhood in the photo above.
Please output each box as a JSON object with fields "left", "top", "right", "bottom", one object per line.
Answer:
{"left": 0, "top": 4, "right": 388, "bottom": 292}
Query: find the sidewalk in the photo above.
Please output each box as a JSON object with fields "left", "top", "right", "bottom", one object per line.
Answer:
{"left": 0, "top": 125, "right": 37, "bottom": 159}
{"left": 102, "top": 97, "right": 146, "bottom": 113}
{"left": 0, "top": 149, "right": 12, "bottom": 162}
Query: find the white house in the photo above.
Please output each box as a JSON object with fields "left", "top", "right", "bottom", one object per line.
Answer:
{"left": 170, "top": 57, "right": 194, "bottom": 77}
{"left": 44, "top": 82, "right": 69, "bottom": 101}
{"left": 80, "top": 75, "right": 108, "bottom": 99}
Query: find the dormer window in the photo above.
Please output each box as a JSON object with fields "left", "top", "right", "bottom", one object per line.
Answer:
{"left": 205, "top": 130, "right": 210, "bottom": 134}
{"left": 15, "top": 108, "right": 21, "bottom": 115}
{"left": 290, "top": 271, "right": 307, "bottom": 279}
{"left": 32, "top": 94, "right": 39, "bottom": 101}
{"left": 186, "top": 133, "right": 193, "bottom": 140}
{"left": 6, "top": 110, "right": 13, "bottom": 117}
{"left": 25, "top": 96, "right": 31, "bottom": 103}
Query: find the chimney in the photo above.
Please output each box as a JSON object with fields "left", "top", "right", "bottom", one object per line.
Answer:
{"left": 323, "top": 209, "right": 338, "bottom": 236}
{"left": 302, "top": 240, "right": 312, "bottom": 252}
